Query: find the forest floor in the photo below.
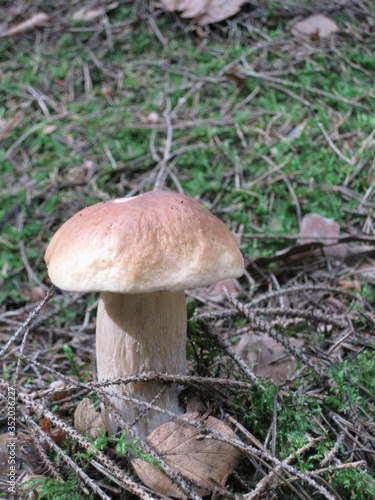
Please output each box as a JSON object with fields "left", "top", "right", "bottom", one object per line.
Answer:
{"left": 1, "top": 1, "right": 375, "bottom": 498}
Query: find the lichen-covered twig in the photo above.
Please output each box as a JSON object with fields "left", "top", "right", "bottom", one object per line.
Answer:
{"left": 223, "top": 289, "right": 328, "bottom": 379}
{"left": 18, "top": 393, "right": 156, "bottom": 500}
{"left": 320, "top": 432, "right": 345, "bottom": 467}
{"left": 244, "top": 437, "right": 323, "bottom": 499}
{"left": 22, "top": 411, "right": 112, "bottom": 500}
{"left": 198, "top": 431, "right": 336, "bottom": 500}
{"left": 248, "top": 306, "right": 347, "bottom": 329}
{"left": 32, "top": 435, "right": 64, "bottom": 481}
{"left": 247, "top": 284, "right": 360, "bottom": 307}
{"left": 0, "top": 285, "right": 55, "bottom": 357}
{"left": 201, "top": 319, "right": 260, "bottom": 385}
{"left": 29, "top": 371, "right": 255, "bottom": 401}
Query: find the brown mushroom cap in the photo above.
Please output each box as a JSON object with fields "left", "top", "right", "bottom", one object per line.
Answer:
{"left": 45, "top": 191, "right": 244, "bottom": 293}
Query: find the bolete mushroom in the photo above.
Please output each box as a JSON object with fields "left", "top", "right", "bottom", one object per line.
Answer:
{"left": 44, "top": 191, "right": 244, "bottom": 438}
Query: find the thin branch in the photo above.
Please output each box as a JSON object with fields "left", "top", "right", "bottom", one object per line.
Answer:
{"left": 318, "top": 122, "right": 355, "bottom": 166}
{"left": 201, "top": 320, "right": 261, "bottom": 386}
{"left": 199, "top": 432, "right": 336, "bottom": 500}
{"left": 0, "top": 286, "right": 55, "bottom": 357}
{"left": 245, "top": 437, "right": 323, "bottom": 500}
{"left": 320, "top": 432, "right": 345, "bottom": 467}
{"left": 21, "top": 411, "right": 112, "bottom": 500}
{"left": 14, "top": 391, "right": 156, "bottom": 500}
{"left": 249, "top": 306, "right": 348, "bottom": 329}
{"left": 223, "top": 289, "right": 328, "bottom": 380}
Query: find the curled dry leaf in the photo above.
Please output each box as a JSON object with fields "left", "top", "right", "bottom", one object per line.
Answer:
{"left": 74, "top": 397, "right": 106, "bottom": 440}
{"left": 3, "top": 13, "right": 50, "bottom": 37}
{"left": 159, "top": 0, "right": 247, "bottom": 26}
{"left": 292, "top": 14, "right": 339, "bottom": 39}
{"left": 132, "top": 412, "right": 242, "bottom": 497}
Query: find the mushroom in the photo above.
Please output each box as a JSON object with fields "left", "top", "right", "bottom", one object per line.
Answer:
{"left": 44, "top": 191, "right": 244, "bottom": 438}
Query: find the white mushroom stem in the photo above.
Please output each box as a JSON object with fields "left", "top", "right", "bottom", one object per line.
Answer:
{"left": 96, "top": 290, "right": 187, "bottom": 439}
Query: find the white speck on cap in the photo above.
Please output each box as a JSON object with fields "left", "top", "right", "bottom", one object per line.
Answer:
{"left": 112, "top": 197, "right": 135, "bottom": 204}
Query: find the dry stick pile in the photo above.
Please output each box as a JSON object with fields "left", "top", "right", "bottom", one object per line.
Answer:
{"left": 1, "top": 264, "right": 375, "bottom": 499}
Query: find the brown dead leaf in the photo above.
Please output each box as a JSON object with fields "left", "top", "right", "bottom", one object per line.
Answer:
{"left": 74, "top": 398, "right": 106, "bottom": 440}
{"left": 49, "top": 380, "right": 70, "bottom": 401}
{"left": 196, "top": 0, "right": 247, "bottom": 25}
{"left": 29, "top": 286, "right": 48, "bottom": 302}
{"left": 38, "top": 417, "right": 52, "bottom": 434}
{"left": 72, "top": 2, "right": 118, "bottom": 22}
{"left": 298, "top": 213, "right": 349, "bottom": 258}
{"left": 177, "top": 0, "right": 208, "bottom": 18}
{"left": 3, "top": 13, "right": 50, "bottom": 37}
{"left": 158, "top": 0, "right": 179, "bottom": 11}
{"left": 132, "top": 413, "right": 242, "bottom": 497}
{"left": 42, "top": 125, "right": 57, "bottom": 135}
{"left": 235, "top": 333, "right": 303, "bottom": 382}
{"left": 336, "top": 279, "right": 361, "bottom": 291}
{"left": 159, "top": 0, "right": 247, "bottom": 25}
{"left": 292, "top": 14, "right": 339, "bottom": 39}
{"left": 38, "top": 418, "right": 66, "bottom": 447}
{"left": 206, "top": 278, "right": 240, "bottom": 303}
{"left": 299, "top": 213, "right": 340, "bottom": 243}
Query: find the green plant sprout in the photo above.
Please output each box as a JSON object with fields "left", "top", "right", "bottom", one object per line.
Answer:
{"left": 75, "top": 429, "right": 160, "bottom": 468}
{"left": 62, "top": 345, "right": 91, "bottom": 381}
